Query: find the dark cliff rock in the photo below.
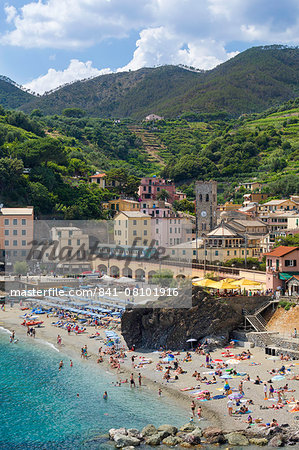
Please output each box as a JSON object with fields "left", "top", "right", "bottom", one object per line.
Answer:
{"left": 121, "top": 287, "right": 265, "bottom": 350}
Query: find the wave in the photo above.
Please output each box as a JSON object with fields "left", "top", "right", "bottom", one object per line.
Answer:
{"left": 0, "top": 326, "right": 12, "bottom": 334}
{"left": 37, "top": 339, "right": 59, "bottom": 352}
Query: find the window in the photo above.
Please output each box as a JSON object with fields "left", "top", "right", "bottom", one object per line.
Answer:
{"left": 206, "top": 194, "right": 209, "bottom": 202}
{"left": 199, "top": 194, "right": 202, "bottom": 202}
{"left": 156, "top": 219, "right": 159, "bottom": 224}
{"left": 172, "top": 250, "right": 175, "bottom": 255}
{"left": 144, "top": 230, "right": 147, "bottom": 236}
{"left": 143, "top": 204, "right": 146, "bottom": 208}
{"left": 69, "top": 230, "right": 73, "bottom": 236}
{"left": 13, "top": 230, "right": 17, "bottom": 236}
{"left": 182, "top": 250, "right": 186, "bottom": 255}
{"left": 193, "top": 250, "right": 196, "bottom": 256}
{"left": 22, "top": 219, "right": 26, "bottom": 225}
{"left": 170, "top": 238, "right": 173, "bottom": 244}
{"left": 157, "top": 187, "right": 160, "bottom": 191}
{"left": 170, "top": 227, "right": 172, "bottom": 233}
{"left": 21, "top": 250, "right": 26, "bottom": 257}
{"left": 227, "top": 250, "right": 230, "bottom": 256}
{"left": 13, "top": 250, "right": 18, "bottom": 256}
{"left": 68, "top": 239, "right": 71, "bottom": 245}
{"left": 156, "top": 229, "right": 159, "bottom": 234}
{"left": 22, "top": 230, "right": 26, "bottom": 236}
{"left": 285, "top": 259, "right": 297, "bottom": 267}
{"left": 4, "top": 230, "right": 9, "bottom": 236}
{"left": 57, "top": 231, "right": 61, "bottom": 238}
{"left": 13, "top": 219, "right": 17, "bottom": 225}
{"left": 4, "top": 240, "right": 9, "bottom": 246}
{"left": 77, "top": 239, "right": 80, "bottom": 245}
{"left": 13, "top": 240, "right": 17, "bottom": 246}
{"left": 144, "top": 220, "right": 147, "bottom": 225}
{"left": 133, "top": 230, "right": 137, "bottom": 236}
{"left": 133, "top": 220, "right": 137, "bottom": 225}
{"left": 234, "top": 250, "right": 237, "bottom": 256}
{"left": 4, "top": 219, "right": 9, "bottom": 225}
{"left": 215, "top": 250, "right": 219, "bottom": 256}
{"left": 22, "top": 240, "right": 26, "bottom": 246}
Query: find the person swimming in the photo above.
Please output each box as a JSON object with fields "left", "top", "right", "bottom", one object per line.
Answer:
{"left": 103, "top": 391, "right": 108, "bottom": 400}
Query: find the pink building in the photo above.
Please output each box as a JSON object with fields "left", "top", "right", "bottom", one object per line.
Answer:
{"left": 138, "top": 177, "right": 176, "bottom": 203}
{"left": 265, "top": 246, "right": 299, "bottom": 292}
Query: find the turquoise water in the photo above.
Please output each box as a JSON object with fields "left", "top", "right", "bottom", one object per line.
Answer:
{"left": 0, "top": 328, "right": 188, "bottom": 449}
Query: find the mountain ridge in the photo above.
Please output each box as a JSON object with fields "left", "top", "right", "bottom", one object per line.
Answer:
{"left": 0, "top": 45, "right": 298, "bottom": 117}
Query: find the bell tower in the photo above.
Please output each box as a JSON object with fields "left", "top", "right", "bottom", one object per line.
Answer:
{"left": 195, "top": 181, "right": 217, "bottom": 234}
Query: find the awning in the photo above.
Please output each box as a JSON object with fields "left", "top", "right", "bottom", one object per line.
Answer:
{"left": 279, "top": 272, "right": 299, "bottom": 280}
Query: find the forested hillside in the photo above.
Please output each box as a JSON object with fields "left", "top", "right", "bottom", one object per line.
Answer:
{"left": 14, "top": 45, "right": 299, "bottom": 118}
{"left": 0, "top": 107, "right": 159, "bottom": 218}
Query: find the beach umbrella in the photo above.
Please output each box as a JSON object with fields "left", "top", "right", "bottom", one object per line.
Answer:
{"left": 187, "top": 338, "right": 197, "bottom": 350}
{"left": 212, "top": 280, "right": 236, "bottom": 290}
{"left": 192, "top": 278, "right": 215, "bottom": 287}
{"left": 213, "top": 359, "right": 223, "bottom": 363}
{"left": 231, "top": 278, "right": 262, "bottom": 287}
{"left": 228, "top": 393, "right": 243, "bottom": 400}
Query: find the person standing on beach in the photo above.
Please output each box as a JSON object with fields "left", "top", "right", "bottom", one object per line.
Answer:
{"left": 130, "top": 373, "right": 135, "bottom": 388}
{"left": 138, "top": 373, "right": 142, "bottom": 387}
{"left": 269, "top": 384, "right": 274, "bottom": 399}
{"left": 227, "top": 398, "right": 233, "bottom": 416}
{"left": 191, "top": 400, "right": 196, "bottom": 417}
{"left": 158, "top": 388, "right": 162, "bottom": 397}
{"left": 263, "top": 383, "right": 268, "bottom": 400}
{"left": 197, "top": 406, "right": 202, "bottom": 419}
{"left": 70, "top": 360, "right": 73, "bottom": 367}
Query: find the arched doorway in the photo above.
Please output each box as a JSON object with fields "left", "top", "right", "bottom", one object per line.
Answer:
{"left": 135, "top": 268, "right": 145, "bottom": 281}
{"left": 110, "top": 266, "right": 120, "bottom": 277}
{"left": 122, "top": 267, "right": 133, "bottom": 278}
{"left": 97, "top": 264, "right": 107, "bottom": 275}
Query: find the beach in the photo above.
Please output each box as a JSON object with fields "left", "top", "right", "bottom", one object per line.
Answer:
{"left": 1, "top": 304, "right": 298, "bottom": 436}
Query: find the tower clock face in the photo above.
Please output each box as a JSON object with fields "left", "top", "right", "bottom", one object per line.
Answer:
{"left": 201, "top": 210, "right": 207, "bottom": 218}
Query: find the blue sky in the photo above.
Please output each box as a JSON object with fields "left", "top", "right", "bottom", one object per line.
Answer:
{"left": 0, "top": 0, "right": 298, "bottom": 94}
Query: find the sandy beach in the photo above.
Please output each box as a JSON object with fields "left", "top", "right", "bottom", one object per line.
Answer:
{"left": 1, "top": 305, "right": 298, "bottom": 434}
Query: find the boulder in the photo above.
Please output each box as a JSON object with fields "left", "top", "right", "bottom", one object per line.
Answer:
{"left": 180, "top": 443, "right": 192, "bottom": 448}
{"left": 145, "top": 433, "right": 163, "bottom": 446}
{"left": 127, "top": 429, "right": 141, "bottom": 439}
{"left": 249, "top": 438, "right": 268, "bottom": 446}
{"left": 114, "top": 434, "right": 140, "bottom": 448}
{"left": 287, "top": 429, "right": 299, "bottom": 444}
{"left": 180, "top": 423, "right": 196, "bottom": 433}
{"left": 203, "top": 427, "right": 225, "bottom": 444}
{"left": 183, "top": 432, "right": 201, "bottom": 445}
{"left": 141, "top": 424, "right": 157, "bottom": 437}
{"left": 109, "top": 428, "right": 127, "bottom": 439}
{"left": 226, "top": 432, "right": 249, "bottom": 446}
{"left": 157, "top": 424, "right": 178, "bottom": 436}
{"left": 268, "top": 434, "right": 285, "bottom": 447}
{"left": 162, "top": 435, "right": 182, "bottom": 446}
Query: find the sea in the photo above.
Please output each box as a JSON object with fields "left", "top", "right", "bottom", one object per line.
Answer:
{"left": 0, "top": 327, "right": 189, "bottom": 449}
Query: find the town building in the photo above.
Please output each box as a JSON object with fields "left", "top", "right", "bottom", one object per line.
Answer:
{"left": 258, "top": 199, "right": 298, "bottom": 213}
{"left": 145, "top": 114, "right": 164, "bottom": 121}
{"left": 195, "top": 180, "right": 217, "bottom": 233}
{"left": 243, "top": 192, "right": 270, "bottom": 205}
{"left": 237, "top": 182, "right": 264, "bottom": 192}
{"left": 0, "top": 207, "right": 34, "bottom": 264}
{"left": 103, "top": 199, "right": 140, "bottom": 216}
{"left": 114, "top": 211, "right": 151, "bottom": 246}
{"left": 138, "top": 177, "right": 176, "bottom": 203}
{"left": 88, "top": 172, "right": 107, "bottom": 189}
{"left": 265, "top": 246, "right": 299, "bottom": 292}
{"left": 42, "top": 226, "right": 90, "bottom": 274}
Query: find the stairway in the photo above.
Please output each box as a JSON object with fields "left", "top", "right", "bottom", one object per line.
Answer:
{"left": 245, "top": 314, "right": 266, "bottom": 332}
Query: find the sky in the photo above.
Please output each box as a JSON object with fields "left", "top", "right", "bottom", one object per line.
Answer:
{"left": 0, "top": 0, "right": 298, "bottom": 94}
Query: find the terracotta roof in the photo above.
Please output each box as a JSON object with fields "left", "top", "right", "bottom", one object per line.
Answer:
{"left": 264, "top": 246, "right": 298, "bottom": 257}
{"left": 90, "top": 173, "right": 106, "bottom": 178}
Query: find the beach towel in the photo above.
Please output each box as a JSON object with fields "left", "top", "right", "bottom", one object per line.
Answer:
{"left": 213, "top": 395, "right": 226, "bottom": 399}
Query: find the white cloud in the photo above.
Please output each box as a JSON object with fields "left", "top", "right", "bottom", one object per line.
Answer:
{"left": 120, "top": 27, "right": 238, "bottom": 72}
{"left": 5, "top": 0, "right": 299, "bottom": 92}
{"left": 24, "top": 59, "right": 112, "bottom": 94}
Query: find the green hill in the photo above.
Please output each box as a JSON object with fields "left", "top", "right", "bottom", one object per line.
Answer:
{"left": 19, "top": 45, "right": 299, "bottom": 118}
{"left": 0, "top": 76, "right": 35, "bottom": 109}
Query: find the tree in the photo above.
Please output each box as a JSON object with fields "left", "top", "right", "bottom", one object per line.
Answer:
{"left": 157, "top": 189, "right": 171, "bottom": 201}
{"left": 14, "top": 261, "right": 28, "bottom": 275}
{"left": 0, "top": 157, "right": 24, "bottom": 192}
{"left": 62, "top": 108, "right": 86, "bottom": 118}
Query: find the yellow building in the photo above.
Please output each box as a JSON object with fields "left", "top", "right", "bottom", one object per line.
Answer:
{"left": 114, "top": 211, "right": 151, "bottom": 246}
{"left": 258, "top": 199, "right": 298, "bottom": 213}
{"left": 88, "top": 173, "right": 106, "bottom": 189}
{"left": 103, "top": 198, "right": 140, "bottom": 213}
{"left": 219, "top": 202, "right": 242, "bottom": 212}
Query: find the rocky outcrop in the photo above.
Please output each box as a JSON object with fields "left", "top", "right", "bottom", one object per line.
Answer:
{"left": 108, "top": 423, "right": 299, "bottom": 447}
{"left": 121, "top": 287, "right": 264, "bottom": 349}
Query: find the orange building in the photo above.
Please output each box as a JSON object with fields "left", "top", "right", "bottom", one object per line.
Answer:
{"left": 0, "top": 207, "right": 34, "bottom": 263}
